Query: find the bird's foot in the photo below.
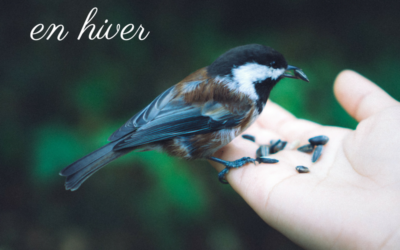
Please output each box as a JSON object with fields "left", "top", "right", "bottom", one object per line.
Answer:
{"left": 218, "top": 168, "right": 230, "bottom": 184}
{"left": 209, "top": 156, "right": 257, "bottom": 184}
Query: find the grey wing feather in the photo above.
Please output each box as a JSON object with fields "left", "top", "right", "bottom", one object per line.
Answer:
{"left": 108, "top": 85, "right": 176, "bottom": 142}
{"left": 59, "top": 137, "right": 133, "bottom": 191}
{"left": 113, "top": 100, "right": 245, "bottom": 150}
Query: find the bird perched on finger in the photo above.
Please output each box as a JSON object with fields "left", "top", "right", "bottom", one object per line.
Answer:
{"left": 60, "top": 44, "right": 309, "bottom": 191}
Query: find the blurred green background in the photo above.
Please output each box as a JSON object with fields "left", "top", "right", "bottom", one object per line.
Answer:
{"left": 1, "top": 0, "right": 400, "bottom": 249}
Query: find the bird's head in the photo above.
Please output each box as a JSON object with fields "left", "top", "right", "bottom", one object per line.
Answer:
{"left": 207, "top": 44, "right": 309, "bottom": 112}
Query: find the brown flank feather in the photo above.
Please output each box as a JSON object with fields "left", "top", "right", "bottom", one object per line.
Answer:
{"left": 160, "top": 67, "right": 258, "bottom": 159}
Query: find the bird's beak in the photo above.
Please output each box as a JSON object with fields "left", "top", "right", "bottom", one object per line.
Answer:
{"left": 281, "top": 65, "right": 309, "bottom": 82}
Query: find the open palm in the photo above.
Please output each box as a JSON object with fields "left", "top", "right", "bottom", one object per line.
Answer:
{"left": 210, "top": 70, "right": 400, "bottom": 249}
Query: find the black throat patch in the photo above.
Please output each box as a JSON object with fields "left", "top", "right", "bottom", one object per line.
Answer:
{"left": 254, "top": 78, "right": 279, "bottom": 114}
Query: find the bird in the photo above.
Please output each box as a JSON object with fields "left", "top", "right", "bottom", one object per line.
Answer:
{"left": 60, "top": 44, "right": 309, "bottom": 191}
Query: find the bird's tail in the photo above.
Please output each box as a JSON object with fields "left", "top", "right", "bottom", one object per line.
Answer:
{"left": 59, "top": 140, "right": 133, "bottom": 191}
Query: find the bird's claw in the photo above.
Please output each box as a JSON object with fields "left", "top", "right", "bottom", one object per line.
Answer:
{"left": 218, "top": 168, "right": 230, "bottom": 184}
{"left": 223, "top": 157, "right": 255, "bottom": 168}
{"left": 216, "top": 157, "right": 256, "bottom": 184}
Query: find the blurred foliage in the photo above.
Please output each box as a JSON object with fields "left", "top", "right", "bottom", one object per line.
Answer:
{"left": 1, "top": 0, "right": 400, "bottom": 249}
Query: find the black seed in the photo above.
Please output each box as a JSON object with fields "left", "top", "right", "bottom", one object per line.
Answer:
{"left": 256, "top": 157, "right": 279, "bottom": 164}
{"left": 270, "top": 139, "right": 279, "bottom": 146}
{"left": 277, "top": 141, "right": 287, "bottom": 151}
{"left": 297, "top": 144, "right": 314, "bottom": 153}
{"left": 309, "top": 135, "right": 329, "bottom": 146}
{"left": 256, "top": 145, "right": 269, "bottom": 158}
{"left": 312, "top": 145, "right": 323, "bottom": 162}
{"left": 296, "top": 165, "right": 310, "bottom": 173}
{"left": 294, "top": 69, "right": 309, "bottom": 82}
{"left": 242, "top": 134, "right": 256, "bottom": 142}
{"left": 269, "top": 139, "right": 281, "bottom": 154}
{"left": 270, "top": 140, "right": 287, "bottom": 154}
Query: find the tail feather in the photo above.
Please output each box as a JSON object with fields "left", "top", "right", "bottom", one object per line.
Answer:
{"left": 60, "top": 140, "right": 133, "bottom": 191}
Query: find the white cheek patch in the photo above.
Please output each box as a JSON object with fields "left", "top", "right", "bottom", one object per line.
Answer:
{"left": 217, "top": 63, "right": 285, "bottom": 101}
{"left": 233, "top": 62, "right": 285, "bottom": 83}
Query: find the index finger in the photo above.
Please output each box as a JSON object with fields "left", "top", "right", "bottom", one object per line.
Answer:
{"left": 334, "top": 70, "right": 399, "bottom": 122}
{"left": 258, "top": 101, "right": 323, "bottom": 142}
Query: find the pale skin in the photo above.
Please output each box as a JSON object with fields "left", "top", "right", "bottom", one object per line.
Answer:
{"left": 209, "top": 70, "right": 400, "bottom": 249}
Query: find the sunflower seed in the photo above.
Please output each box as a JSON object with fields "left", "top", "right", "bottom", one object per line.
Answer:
{"left": 277, "top": 141, "right": 287, "bottom": 151}
{"left": 256, "top": 145, "right": 270, "bottom": 158}
{"left": 256, "top": 157, "right": 279, "bottom": 164}
{"left": 296, "top": 165, "right": 310, "bottom": 173}
{"left": 309, "top": 135, "right": 329, "bottom": 146}
{"left": 297, "top": 144, "right": 314, "bottom": 153}
{"left": 270, "top": 139, "right": 279, "bottom": 146}
{"left": 270, "top": 140, "right": 288, "bottom": 154}
{"left": 294, "top": 69, "right": 309, "bottom": 82}
{"left": 312, "top": 145, "right": 323, "bottom": 162}
{"left": 242, "top": 134, "right": 256, "bottom": 142}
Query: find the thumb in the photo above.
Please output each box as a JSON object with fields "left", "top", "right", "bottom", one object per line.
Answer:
{"left": 333, "top": 70, "right": 398, "bottom": 122}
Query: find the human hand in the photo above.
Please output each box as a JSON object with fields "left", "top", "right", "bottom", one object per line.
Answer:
{"left": 209, "top": 70, "right": 400, "bottom": 249}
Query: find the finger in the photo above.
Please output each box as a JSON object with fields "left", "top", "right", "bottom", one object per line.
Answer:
{"left": 257, "top": 101, "right": 297, "bottom": 130}
{"left": 334, "top": 70, "right": 399, "bottom": 122}
{"left": 241, "top": 118, "right": 282, "bottom": 145}
{"left": 258, "top": 101, "right": 323, "bottom": 142}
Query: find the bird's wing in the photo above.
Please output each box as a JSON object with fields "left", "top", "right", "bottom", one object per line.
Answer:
{"left": 113, "top": 98, "right": 247, "bottom": 150}
{"left": 108, "top": 85, "right": 178, "bottom": 141}
{"left": 108, "top": 68, "right": 209, "bottom": 142}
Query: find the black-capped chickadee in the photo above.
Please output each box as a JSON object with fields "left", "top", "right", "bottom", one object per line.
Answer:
{"left": 60, "top": 44, "right": 309, "bottom": 191}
